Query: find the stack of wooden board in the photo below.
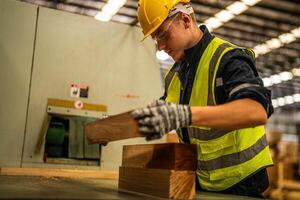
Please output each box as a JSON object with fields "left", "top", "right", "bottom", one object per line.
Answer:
{"left": 118, "top": 143, "right": 197, "bottom": 199}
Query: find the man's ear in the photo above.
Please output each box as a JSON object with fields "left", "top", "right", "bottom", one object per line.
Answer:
{"left": 182, "top": 13, "right": 191, "bottom": 29}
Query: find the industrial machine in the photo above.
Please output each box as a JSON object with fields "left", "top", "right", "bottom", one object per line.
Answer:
{"left": 35, "top": 98, "right": 107, "bottom": 166}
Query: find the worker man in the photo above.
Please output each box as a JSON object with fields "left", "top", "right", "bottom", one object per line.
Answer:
{"left": 132, "top": 0, "right": 274, "bottom": 198}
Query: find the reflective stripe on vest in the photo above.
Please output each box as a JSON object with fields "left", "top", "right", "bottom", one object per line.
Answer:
{"left": 207, "top": 42, "right": 232, "bottom": 106}
{"left": 186, "top": 42, "right": 233, "bottom": 141}
{"left": 187, "top": 127, "right": 229, "bottom": 140}
{"left": 198, "top": 135, "right": 268, "bottom": 171}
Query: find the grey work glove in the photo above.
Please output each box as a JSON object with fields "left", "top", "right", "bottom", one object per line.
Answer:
{"left": 132, "top": 100, "right": 192, "bottom": 140}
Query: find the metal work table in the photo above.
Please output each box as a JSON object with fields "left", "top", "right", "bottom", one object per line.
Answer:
{"left": 0, "top": 175, "right": 263, "bottom": 200}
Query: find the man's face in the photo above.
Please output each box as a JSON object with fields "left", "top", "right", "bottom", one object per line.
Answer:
{"left": 151, "top": 13, "right": 189, "bottom": 62}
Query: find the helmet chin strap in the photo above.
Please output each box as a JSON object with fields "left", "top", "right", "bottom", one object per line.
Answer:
{"left": 168, "top": 3, "right": 194, "bottom": 18}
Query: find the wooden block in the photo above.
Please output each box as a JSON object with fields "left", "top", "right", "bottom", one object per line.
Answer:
{"left": 122, "top": 143, "right": 197, "bottom": 170}
{"left": 118, "top": 167, "right": 195, "bottom": 199}
{"left": 85, "top": 111, "right": 143, "bottom": 144}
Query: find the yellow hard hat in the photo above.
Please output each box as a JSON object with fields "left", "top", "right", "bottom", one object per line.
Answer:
{"left": 138, "top": 0, "right": 191, "bottom": 41}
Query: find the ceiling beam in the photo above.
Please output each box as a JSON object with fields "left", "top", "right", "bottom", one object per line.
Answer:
{"left": 259, "top": 0, "right": 300, "bottom": 15}
{"left": 245, "top": 6, "right": 299, "bottom": 25}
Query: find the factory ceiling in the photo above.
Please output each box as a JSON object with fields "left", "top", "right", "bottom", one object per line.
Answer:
{"left": 20, "top": 0, "right": 300, "bottom": 112}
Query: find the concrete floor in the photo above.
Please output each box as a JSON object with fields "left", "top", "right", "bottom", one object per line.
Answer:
{"left": 0, "top": 175, "right": 263, "bottom": 200}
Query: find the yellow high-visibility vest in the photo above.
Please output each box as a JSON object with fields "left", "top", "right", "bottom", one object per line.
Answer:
{"left": 165, "top": 36, "right": 273, "bottom": 191}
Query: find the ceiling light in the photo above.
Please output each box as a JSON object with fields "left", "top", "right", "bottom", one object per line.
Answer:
{"left": 279, "top": 33, "right": 296, "bottom": 44}
{"left": 262, "top": 77, "right": 272, "bottom": 87}
{"left": 279, "top": 71, "right": 293, "bottom": 81}
{"left": 215, "top": 10, "right": 234, "bottom": 22}
{"left": 203, "top": 0, "right": 260, "bottom": 31}
{"left": 272, "top": 93, "right": 300, "bottom": 108}
{"left": 95, "top": 12, "right": 111, "bottom": 21}
{"left": 94, "top": 0, "right": 127, "bottom": 22}
{"left": 102, "top": 4, "right": 119, "bottom": 15}
{"left": 270, "top": 74, "right": 281, "bottom": 84}
{"left": 253, "top": 44, "right": 270, "bottom": 55}
{"left": 293, "top": 94, "right": 300, "bottom": 102}
{"left": 292, "top": 68, "right": 300, "bottom": 76}
{"left": 205, "top": 18, "right": 223, "bottom": 30}
{"left": 277, "top": 97, "right": 285, "bottom": 106}
{"left": 156, "top": 50, "right": 170, "bottom": 61}
{"left": 272, "top": 99, "right": 278, "bottom": 108}
{"left": 266, "top": 38, "right": 282, "bottom": 49}
{"left": 262, "top": 69, "right": 296, "bottom": 87}
{"left": 254, "top": 26, "right": 300, "bottom": 57}
{"left": 291, "top": 27, "right": 300, "bottom": 37}
{"left": 285, "top": 96, "right": 294, "bottom": 105}
{"left": 108, "top": 0, "right": 126, "bottom": 7}
{"left": 227, "top": 2, "right": 248, "bottom": 15}
{"left": 241, "top": 0, "right": 261, "bottom": 6}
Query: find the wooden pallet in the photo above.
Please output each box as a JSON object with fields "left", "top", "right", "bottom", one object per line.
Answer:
{"left": 270, "top": 161, "right": 300, "bottom": 200}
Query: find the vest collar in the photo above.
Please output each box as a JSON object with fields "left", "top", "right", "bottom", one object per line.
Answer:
{"left": 182, "top": 25, "right": 214, "bottom": 67}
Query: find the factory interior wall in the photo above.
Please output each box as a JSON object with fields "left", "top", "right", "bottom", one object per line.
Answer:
{"left": 0, "top": 0, "right": 38, "bottom": 167}
{"left": 0, "top": 0, "right": 164, "bottom": 170}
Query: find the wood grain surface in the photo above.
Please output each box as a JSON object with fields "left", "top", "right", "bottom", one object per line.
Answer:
{"left": 122, "top": 143, "right": 197, "bottom": 170}
{"left": 84, "top": 111, "right": 143, "bottom": 144}
{"left": 118, "top": 167, "right": 195, "bottom": 199}
{"left": 0, "top": 167, "right": 118, "bottom": 179}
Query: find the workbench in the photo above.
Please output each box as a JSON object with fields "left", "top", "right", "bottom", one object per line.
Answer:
{"left": 0, "top": 175, "right": 263, "bottom": 200}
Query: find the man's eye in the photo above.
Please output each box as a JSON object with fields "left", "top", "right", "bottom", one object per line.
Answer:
{"left": 159, "top": 32, "right": 168, "bottom": 40}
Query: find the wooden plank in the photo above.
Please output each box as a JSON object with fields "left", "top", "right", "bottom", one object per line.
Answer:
{"left": 122, "top": 143, "right": 197, "bottom": 170}
{"left": 0, "top": 167, "right": 118, "bottom": 179}
{"left": 85, "top": 111, "right": 143, "bottom": 144}
{"left": 118, "top": 167, "right": 195, "bottom": 199}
